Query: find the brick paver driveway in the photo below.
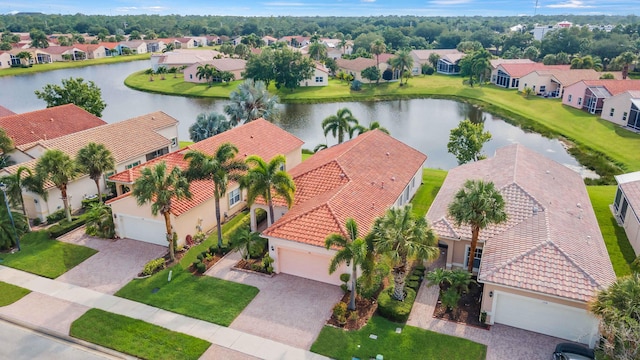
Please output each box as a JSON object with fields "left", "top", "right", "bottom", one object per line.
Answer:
{"left": 207, "top": 251, "right": 343, "bottom": 350}
{"left": 55, "top": 229, "right": 167, "bottom": 294}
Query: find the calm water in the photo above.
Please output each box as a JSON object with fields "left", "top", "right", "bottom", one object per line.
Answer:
{"left": 0, "top": 60, "right": 590, "bottom": 174}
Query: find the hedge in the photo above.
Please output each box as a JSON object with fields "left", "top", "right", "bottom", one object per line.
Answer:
{"left": 377, "top": 287, "right": 417, "bottom": 323}
{"left": 48, "top": 217, "right": 86, "bottom": 238}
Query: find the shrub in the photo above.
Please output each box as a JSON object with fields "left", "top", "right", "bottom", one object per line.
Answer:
{"left": 196, "top": 253, "right": 204, "bottom": 261}
{"left": 200, "top": 251, "right": 209, "bottom": 259}
{"left": 80, "top": 195, "right": 107, "bottom": 209}
{"left": 32, "top": 217, "right": 42, "bottom": 226}
{"left": 209, "top": 246, "right": 217, "bottom": 255}
{"left": 46, "top": 209, "right": 66, "bottom": 224}
{"left": 142, "top": 258, "right": 166, "bottom": 276}
{"left": 412, "top": 269, "right": 424, "bottom": 277}
{"left": 195, "top": 262, "right": 206, "bottom": 274}
{"left": 414, "top": 264, "right": 426, "bottom": 272}
{"left": 193, "top": 232, "right": 206, "bottom": 243}
{"left": 333, "top": 302, "right": 347, "bottom": 324}
{"left": 357, "top": 262, "right": 389, "bottom": 299}
{"left": 377, "top": 287, "right": 416, "bottom": 323}
{"left": 250, "top": 263, "right": 262, "bottom": 272}
{"left": 441, "top": 287, "right": 461, "bottom": 312}
{"left": 421, "top": 64, "right": 435, "bottom": 75}
{"left": 406, "top": 280, "right": 419, "bottom": 290}
{"left": 408, "top": 275, "right": 420, "bottom": 282}
{"left": 48, "top": 217, "right": 86, "bottom": 238}
{"left": 350, "top": 80, "right": 362, "bottom": 91}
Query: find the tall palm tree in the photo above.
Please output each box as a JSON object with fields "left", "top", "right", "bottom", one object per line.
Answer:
{"left": 447, "top": 179, "right": 507, "bottom": 273}
{"left": 189, "top": 112, "right": 232, "bottom": 143}
{"left": 184, "top": 144, "right": 247, "bottom": 249}
{"left": 390, "top": 49, "right": 413, "bottom": 85}
{"left": 0, "top": 166, "right": 44, "bottom": 231}
{"left": 372, "top": 204, "right": 440, "bottom": 301}
{"left": 0, "top": 205, "right": 28, "bottom": 250}
{"left": 230, "top": 227, "right": 264, "bottom": 260}
{"left": 322, "top": 108, "right": 359, "bottom": 144}
{"left": 241, "top": 155, "right": 295, "bottom": 226}
{"left": 349, "top": 121, "right": 390, "bottom": 137}
{"left": 133, "top": 162, "right": 191, "bottom": 262}
{"left": 308, "top": 41, "right": 327, "bottom": 61}
{"left": 35, "top": 150, "right": 79, "bottom": 222}
{"left": 618, "top": 51, "right": 638, "bottom": 79}
{"left": 370, "top": 40, "right": 386, "bottom": 84}
{"left": 76, "top": 143, "right": 115, "bottom": 203}
{"left": 196, "top": 64, "right": 216, "bottom": 86}
{"left": 224, "top": 80, "right": 280, "bottom": 126}
{"left": 325, "top": 218, "right": 367, "bottom": 310}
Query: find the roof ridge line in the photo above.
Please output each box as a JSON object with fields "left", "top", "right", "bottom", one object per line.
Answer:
{"left": 547, "top": 239, "right": 602, "bottom": 289}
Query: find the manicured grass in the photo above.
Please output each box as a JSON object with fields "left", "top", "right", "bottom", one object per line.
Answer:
{"left": 179, "top": 140, "right": 194, "bottom": 149}
{"left": 302, "top": 152, "right": 313, "bottom": 161}
{"left": 311, "top": 315, "right": 487, "bottom": 360}
{"left": 0, "top": 54, "right": 150, "bottom": 77}
{"left": 0, "top": 282, "right": 30, "bottom": 306}
{"left": 70, "top": 308, "right": 210, "bottom": 360}
{"left": 411, "top": 168, "right": 448, "bottom": 219}
{"left": 0, "top": 231, "right": 97, "bottom": 278}
{"left": 125, "top": 70, "right": 239, "bottom": 97}
{"left": 116, "top": 211, "right": 258, "bottom": 326}
{"left": 587, "top": 186, "right": 636, "bottom": 277}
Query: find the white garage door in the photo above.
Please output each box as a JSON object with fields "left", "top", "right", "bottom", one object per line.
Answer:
{"left": 493, "top": 291, "right": 599, "bottom": 346}
{"left": 278, "top": 247, "right": 342, "bottom": 285}
{"left": 118, "top": 214, "right": 167, "bottom": 246}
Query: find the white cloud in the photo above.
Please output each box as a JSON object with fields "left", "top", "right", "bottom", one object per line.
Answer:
{"left": 429, "top": 0, "right": 472, "bottom": 5}
{"left": 547, "top": 0, "right": 594, "bottom": 8}
{"left": 361, "top": 0, "right": 376, "bottom": 3}
{"left": 263, "top": 2, "right": 307, "bottom": 6}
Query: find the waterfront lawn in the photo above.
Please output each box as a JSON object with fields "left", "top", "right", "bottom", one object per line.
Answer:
{"left": 311, "top": 315, "right": 487, "bottom": 360}
{"left": 587, "top": 185, "right": 636, "bottom": 277}
{"left": 0, "top": 231, "right": 97, "bottom": 278}
{"left": 0, "top": 282, "right": 30, "bottom": 306}
{"left": 0, "top": 54, "right": 150, "bottom": 77}
{"left": 411, "top": 168, "right": 448, "bottom": 218}
{"left": 70, "top": 308, "right": 210, "bottom": 360}
{"left": 125, "top": 70, "right": 239, "bottom": 97}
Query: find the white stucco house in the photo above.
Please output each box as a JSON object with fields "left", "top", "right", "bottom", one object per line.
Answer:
{"left": 613, "top": 171, "right": 640, "bottom": 256}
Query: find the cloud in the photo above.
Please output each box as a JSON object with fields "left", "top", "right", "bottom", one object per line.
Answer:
{"left": 263, "top": 2, "right": 308, "bottom": 6}
{"left": 429, "top": 0, "right": 472, "bottom": 5}
{"left": 361, "top": 0, "right": 376, "bottom": 2}
{"left": 547, "top": 0, "right": 594, "bottom": 8}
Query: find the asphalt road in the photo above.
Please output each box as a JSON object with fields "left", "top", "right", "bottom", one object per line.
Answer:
{"left": 0, "top": 320, "right": 123, "bottom": 360}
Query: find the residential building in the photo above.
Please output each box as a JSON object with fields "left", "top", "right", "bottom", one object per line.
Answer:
{"left": 601, "top": 90, "right": 640, "bottom": 130}
{"left": 437, "top": 53, "right": 465, "bottom": 75}
{"left": 489, "top": 59, "right": 534, "bottom": 88}
{"left": 336, "top": 57, "right": 397, "bottom": 83}
{"left": 257, "top": 130, "right": 426, "bottom": 285}
{"left": 117, "top": 41, "right": 148, "bottom": 55}
{"left": 173, "top": 38, "right": 196, "bottom": 49}
{"left": 262, "top": 36, "right": 278, "bottom": 46}
{"left": 150, "top": 49, "right": 222, "bottom": 71}
{"left": 427, "top": 144, "right": 615, "bottom": 347}
{"left": 0, "top": 105, "right": 15, "bottom": 117}
{"left": 183, "top": 58, "right": 247, "bottom": 83}
{"left": 0, "top": 112, "right": 179, "bottom": 220}
{"left": 491, "top": 63, "right": 570, "bottom": 89}
{"left": 0, "top": 51, "right": 11, "bottom": 69}
{"left": 300, "top": 63, "right": 329, "bottom": 87}
{"left": 563, "top": 79, "right": 640, "bottom": 114}
{"left": 107, "top": 119, "right": 303, "bottom": 247}
{"left": 410, "top": 49, "right": 461, "bottom": 75}
{"left": 613, "top": 171, "right": 640, "bottom": 255}
{"left": 43, "top": 46, "right": 87, "bottom": 61}
{"left": 73, "top": 44, "right": 108, "bottom": 59}
{"left": 518, "top": 69, "right": 619, "bottom": 98}
{"left": 278, "top": 36, "right": 310, "bottom": 48}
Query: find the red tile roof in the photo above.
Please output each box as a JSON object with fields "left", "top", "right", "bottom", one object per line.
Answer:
{"left": 263, "top": 130, "right": 426, "bottom": 248}
{"left": 489, "top": 58, "right": 534, "bottom": 69}
{"left": 583, "top": 79, "right": 640, "bottom": 96}
{"left": 108, "top": 119, "right": 303, "bottom": 217}
{"left": 336, "top": 57, "right": 377, "bottom": 72}
{"left": 499, "top": 63, "right": 570, "bottom": 78}
{"left": 0, "top": 104, "right": 106, "bottom": 146}
{"left": 0, "top": 105, "right": 16, "bottom": 117}
{"left": 427, "top": 144, "right": 616, "bottom": 302}
{"left": 411, "top": 49, "right": 461, "bottom": 61}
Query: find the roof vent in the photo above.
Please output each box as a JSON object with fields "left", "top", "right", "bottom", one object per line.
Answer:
{"left": 576, "top": 203, "right": 582, "bottom": 208}
{"left": 339, "top": 173, "right": 345, "bottom": 179}
{"left": 250, "top": 135, "right": 254, "bottom": 139}
{"left": 371, "top": 202, "right": 375, "bottom": 209}
{"left": 381, "top": 181, "right": 384, "bottom": 189}
{"left": 546, "top": 170, "right": 550, "bottom": 174}
{"left": 532, "top": 206, "right": 538, "bottom": 215}
{"left": 386, "top": 152, "right": 390, "bottom": 156}
{"left": 151, "top": 116, "right": 155, "bottom": 120}
{"left": 50, "top": 117, "right": 54, "bottom": 122}
{"left": 391, "top": 176, "right": 395, "bottom": 181}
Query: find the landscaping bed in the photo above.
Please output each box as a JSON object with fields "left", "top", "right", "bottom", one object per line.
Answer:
{"left": 433, "top": 281, "right": 486, "bottom": 329}
{"left": 327, "top": 292, "right": 378, "bottom": 330}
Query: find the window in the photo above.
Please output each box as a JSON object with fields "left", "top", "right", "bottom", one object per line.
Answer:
{"left": 620, "top": 198, "right": 629, "bottom": 224}
{"left": 540, "top": 85, "right": 546, "bottom": 93}
{"left": 189, "top": 74, "right": 193, "bottom": 79}
{"left": 411, "top": 177, "right": 416, "bottom": 189}
{"left": 568, "top": 94, "right": 572, "bottom": 102}
{"left": 610, "top": 108, "right": 615, "bottom": 117}
{"left": 614, "top": 187, "right": 622, "bottom": 212}
{"left": 229, "top": 188, "right": 241, "bottom": 207}
{"left": 578, "top": 97, "right": 582, "bottom": 106}
{"left": 103, "top": 171, "right": 115, "bottom": 182}
{"left": 315, "top": 76, "right": 323, "bottom": 83}
{"left": 404, "top": 186, "right": 410, "bottom": 203}
{"left": 171, "top": 137, "right": 178, "bottom": 147}
{"left": 465, "top": 246, "right": 483, "bottom": 269}
{"left": 125, "top": 161, "right": 141, "bottom": 169}
{"left": 623, "top": 112, "right": 628, "bottom": 121}
{"left": 146, "top": 147, "right": 169, "bottom": 161}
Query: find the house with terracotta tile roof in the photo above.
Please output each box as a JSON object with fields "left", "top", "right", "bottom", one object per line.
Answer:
{"left": 562, "top": 79, "right": 640, "bottom": 114}
{"left": 107, "top": 119, "right": 303, "bottom": 247}
{"left": 410, "top": 49, "right": 461, "bottom": 75}
{"left": 518, "top": 68, "right": 623, "bottom": 98}
{"left": 41, "top": 45, "right": 87, "bottom": 62}
{"left": 73, "top": 44, "right": 108, "bottom": 59}
{"left": 437, "top": 52, "right": 465, "bottom": 75}
{"left": 601, "top": 90, "right": 640, "bottom": 130}
{"left": 300, "top": 63, "right": 329, "bottom": 87}
{"left": 258, "top": 130, "right": 426, "bottom": 285}
{"left": 150, "top": 49, "right": 222, "bottom": 72}
{"left": 183, "top": 58, "right": 247, "bottom": 83}
{"left": 336, "top": 57, "right": 397, "bottom": 83}
{"left": 427, "top": 144, "right": 615, "bottom": 347}
{"left": 0, "top": 112, "right": 179, "bottom": 221}
{"left": 612, "top": 171, "right": 640, "bottom": 256}
{"left": 0, "top": 51, "right": 11, "bottom": 69}
{"left": 490, "top": 62, "right": 569, "bottom": 89}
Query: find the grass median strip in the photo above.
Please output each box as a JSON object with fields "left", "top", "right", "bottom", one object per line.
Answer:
{"left": 0, "top": 282, "right": 30, "bottom": 306}
{"left": 0, "top": 231, "right": 97, "bottom": 278}
{"left": 70, "top": 308, "right": 210, "bottom": 360}
{"left": 311, "top": 315, "right": 487, "bottom": 360}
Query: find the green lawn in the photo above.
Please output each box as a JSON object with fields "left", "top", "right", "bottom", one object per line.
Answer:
{"left": 179, "top": 140, "right": 194, "bottom": 149}
{"left": 587, "top": 186, "right": 636, "bottom": 277}
{"left": 0, "top": 54, "right": 150, "bottom": 77}
{"left": 411, "top": 168, "right": 448, "bottom": 219}
{"left": 115, "top": 211, "right": 258, "bottom": 326}
{"left": 0, "top": 231, "right": 97, "bottom": 278}
{"left": 0, "top": 282, "right": 30, "bottom": 306}
{"left": 311, "top": 315, "right": 487, "bottom": 360}
{"left": 70, "top": 308, "right": 210, "bottom": 360}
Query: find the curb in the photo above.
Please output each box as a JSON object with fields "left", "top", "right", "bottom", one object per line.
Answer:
{"left": 0, "top": 313, "right": 138, "bottom": 360}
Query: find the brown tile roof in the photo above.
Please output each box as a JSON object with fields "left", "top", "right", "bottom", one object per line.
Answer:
{"left": 411, "top": 49, "right": 461, "bottom": 61}
{"left": 490, "top": 58, "right": 534, "bottom": 69}
{"left": 427, "top": 144, "right": 615, "bottom": 302}
{"left": 108, "top": 119, "right": 303, "bottom": 217}
{"left": 538, "top": 68, "right": 620, "bottom": 87}
{"left": 336, "top": 57, "right": 377, "bottom": 72}
{"left": 0, "top": 104, "right": 106, "bottom": 147}
{"left": 616, "top": 172, "right": 640, "bottom": 220}
{"left": 209, "top": 58, "right": 247, "bottom": 72}
{"left": 377, "top": 53, "right": 394, "bottom": 64}
{"left": 263, "top": 130, "right": 426, "bottom": 248}
{"left": 0, "top": 105, "right": 16, "bottom": 117}
{"left": 499, "top": 63, "right": 570, "bottom": 78}
{"left": 582, "top": 79, "right": 640, "bottom": 96}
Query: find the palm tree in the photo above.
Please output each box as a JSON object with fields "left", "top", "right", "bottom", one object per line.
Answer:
{"left": 230, "top": 227, "right": 264, "bottom": 260}
{"left": 76, "top": 143, "right": 115, "bottom": 203}
{"left": 447, "top": 179, "right": 507, "bottom": 273}
{"left": 313, "top": 143, "right": 328, "bottom": 153}
{"left": 372, "top": 204, "right": 440, "bottom": 301}
{"left": 196, "top": 64, "right": 216, "bottom": 86}
{"left": 241, "top": 155, "right": 295, "bottom": 226}
{"left": 224, "top": 80, "right": 280, "bottom": 126}
{"left": 308, "top": 41, "right": 327, "bottom": 61}
{"left": 162, "top": 43, "right": 175, "bottom": 53}
{"left": 390, "top": 49, "right": 413, "bottom": 85}
{"left": 322, "top": 108, "right": 359, "bottom": 144}
{"left": 0, "top": 205, "right": 28, "bottom": 250}
{"left": 188, "top": 112, "right": 232, "bottom": 143}
{"left": 0, "top": 166, "right": 44, "bottom": 230}
{"left": 325, "top": 218, "right": 367, "bottom": 310}
{"left": 349, "top": 121, "right": 390, "bottom": 137}
{"left": 339, "top": 37, "right": 349, "bottom": 56}
{"left": 184, "top": 144, "right": 247, "bottom": 249}
{"left": 0, "top": 128, "right": 13, "bottom": 155}
{"left": 618, "top": 51, "right": 638, "bottom": 79}
{"left": 370, "top": 40, "right": 386, "bottom": 84}
{"left": 85, "top": 202, "right": 115, "bottom": 239}
{"left": 133, "top": 162, "right": 191, "bottom": 262}
{"left": 35, "top": 150, "right": 79, "bottom": 222}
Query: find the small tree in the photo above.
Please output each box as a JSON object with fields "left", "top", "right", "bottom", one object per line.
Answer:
{"left": 34, "top": 77, "right": 107, "bottom": 117}
{"left": 230, "top": 227, "right": 264, "bottom": 260}
{"left": 85, "top": 202, "right": 115, "bottom": 238}
{"left": 447, "top": 119, "right": 492, "bottom": 165}
{"left": 361, "top": 66, "right": 380, "bottom": 85}
{"left": 35, "top": 150, "right": 79, "bottom": 222}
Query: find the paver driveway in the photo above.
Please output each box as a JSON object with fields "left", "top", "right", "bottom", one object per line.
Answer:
{"left": 55, "top": 229, "right": 167, "bottom": 294}
{"left": 207, "top": 251, "right": 343, "bottom": 350}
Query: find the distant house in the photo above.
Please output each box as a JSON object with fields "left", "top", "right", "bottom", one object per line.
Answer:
{"left": 491, "top": 63, "right": 570, "bottom": 89}
{"left": 73, "top": 44, "right": 108, "bottom": 59}
{"left": 562, "top": 79, "right": 640, "bottom": 114}
{"left": 489, "top": 59, "right": 534, "bottom": 87}
{"left": 613, "top": 171, "right": 640, "bottom": 255}
{"left": 0, "top": 51, "right": 11, "bottom": 69}
{"left": 117, "top": 41, "right": 147, "bottom": 55}
{"left": 150, "top": 49, "right": 222, "bottom": 71}
{"left": 278, "top": 36, "right": 310, "bottom": 48}
{"left": 517, "top": 69, "right": 620, "bottom": 98}
{"left": 145, "top": 40, "right": 166, "bottom": 53}
{"left": 97, "top": 42, "right": 119, "bottom": 56}
{"left": 183, "top": 58, "right": 247, "bottom": 83}
{"left": 300, "top": 63, "right": 329, "bottom": 87}
{"left": 0, "top": 112, "right": 179, "bottom": 220}
{"left": 437, "top": 52, "right": 466, "bottom": 75}
{"left": 320, "top": 38, "right": 353, "bottom": 59}
{"left": 262, "top": 36, "right": 278, "bottom": 46}
{"left": 43, "top": 46, "right": 87, "bottom": 61}
{"left": 601, "top": 90, "right": 640, "bottom": 130}
{"left": 428, "top": 144, "right": 615, "bottom": 347}
{"left": 107, "top": 119, "right": 303, "bottom": 247}
{"left": 410, "top": 49, "right": 461, "bottom": 75}
{"left": 8, "top": 48, "right": 52, "bottom": 65}
{"left": 173, "top": 38, "right": 196, "bottom": 49}
{"left": 336, "top": 57, "right": 397, "bottom": 83}
{"left": 230, "top": 36, "right": 243, "bottom": 46}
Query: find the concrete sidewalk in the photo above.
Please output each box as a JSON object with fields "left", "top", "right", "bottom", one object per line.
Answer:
{"left": 0, "top": 265, "right": 329, "bottom": 360}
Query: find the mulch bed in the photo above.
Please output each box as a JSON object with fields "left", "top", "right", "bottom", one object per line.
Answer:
{"left": 327, "top": 292, "right": 378, "bottom": 331}
{"left": 432, "top": 281, "right": 487, "bottom": 328}
{"left": 234, "top": 258, "right": 272, "bottom": 275}
{"left": 190, "top": 253, "right": 224, "bottom": 276}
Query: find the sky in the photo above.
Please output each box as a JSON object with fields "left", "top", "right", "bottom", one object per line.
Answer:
{"left": 1, "top": 0, "right": 639, "bottom": 17}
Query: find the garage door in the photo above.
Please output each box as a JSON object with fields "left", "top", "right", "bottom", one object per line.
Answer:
{"left": 278, "top": 247, "right": 342, "bottom": 285}
{"left": 118, "top": 214, "right": 167, "bottom": 246}
{"left": 493, "top": 292, "right": 599, "bottom": 346}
